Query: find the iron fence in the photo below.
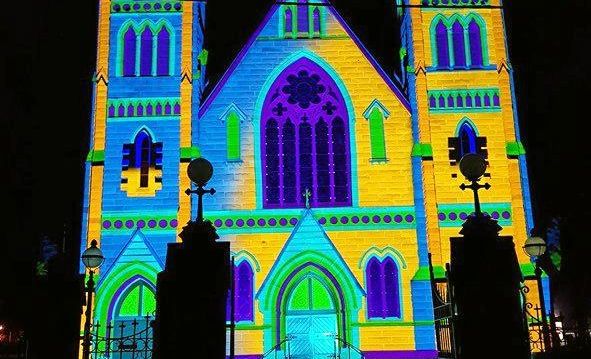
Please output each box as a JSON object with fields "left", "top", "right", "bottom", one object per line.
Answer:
{"left": 84, "top": 316, "right": 154, "bottom": 359}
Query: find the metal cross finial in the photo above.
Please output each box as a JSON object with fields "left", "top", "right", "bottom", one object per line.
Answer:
{"left": 303, "top": 188, "right": 312, "bottom": 209}
{"left": 460, "top": 181, "right": 491, "bottom": 216}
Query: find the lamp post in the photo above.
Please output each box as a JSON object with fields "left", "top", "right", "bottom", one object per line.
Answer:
{"left": 81, "top": 240, "right": 105, "bottom": 359}
{"left": 185, "top": 158, "right": 216, "bottom": 223}
{"left": 458, "top": 154, "right": 491, "bottom": 216}
{"left": 523, "top": 236, "right": 552, "bottom": 351}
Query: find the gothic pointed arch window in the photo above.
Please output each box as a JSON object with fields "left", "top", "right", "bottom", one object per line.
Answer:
{"left": 365, "top": 257, "right": 401, "bottom": 319}
{"left": 312, "top": 7, "right": 321, "bottom": 34}
{"left": 448, "top": 120, "right": 488, "bottom": 164}
{"left": 435, "top": 21, "right": 450, "bottom": 68}
{"left": 227, "top": 261, "right": 254, "bottom": 322}
{"left": 157, "top": 27, "right": 171, "bottom": 76}
{"left": 284, "top": 7, "right": 294, "bottom": 36}
{"left": 140, "top": 27, "right": 154, "bottom": 76}
{"left": 451, "top": 21, "right": 466, "bottom": 68}
{"left": 123, "top": 27, "right": 137, "bottom": 76}
{"left": 261, "top": 58, "right": 352, "bottom": 209}
{"left": 468, "top": 19, "right": 484, "bottom": 67}
{"left": 122, "top": 130, "right": 163, "bottom": 193}
{"left": 226, "top": 110, "right": 241, "bottom": 161}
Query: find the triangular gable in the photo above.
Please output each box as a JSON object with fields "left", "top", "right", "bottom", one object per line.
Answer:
{"left": 363, "top": 99, "right": 391, "bottom": 119}
{"left": 98, "top": 229, "right": 164, "bottom": 287}
{"left": 199, "top": 3, "right": 410, "bottom": 117}
{"left": 256, "top": 209, "right": 364, "bottom": 301}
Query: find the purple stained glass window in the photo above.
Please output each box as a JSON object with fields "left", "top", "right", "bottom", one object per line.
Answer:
{"left": 313, "top": 7, "right": 321, "bottom": 33}
{"left": 108, "top": 105, "right": 116, "bottom": 117}
{"left": 261, "top": 58, "right": 352, "bottom": 209}
{"left": 429, "top": 96, "right": 436, "bottom": 108}
{"left": 484, "top": 94, "right": 491, "bottom": 107}
{"left": 435, "top": 21, "right": 450, "bottom": 68}
{"left": 118, "top": 105, "right": 125, "bottom": 117}
{"left": 297, "top": 2, "right": 309, "bottom": 34}
{"left": 468, "top": 20, "right": 484, "bottom": 67}
{"left": 127, "top": 104, "right": 134, "bottom": 117}
{"left": 466, "top": 94, "right": 473, "bottom": 107}
{"left": 157, "top": 28, "right": 170, "bottom": 76}
{"left": 137, "top": 104, "right": 144, "bottom": 116}
{"left": 457, "top": 95, "right": 464, "bottom": 107}
{"left": 227, "top": 261, "right": 254, "bottom": 322}
{"left": 140, "top": 28, "right": 153, "bottom": 76}
{"left": 366, "top": 257, "right": 401, "bottom": 319}
{"left": 452, "top": 21, "right": 466, "bottom": 68}
{"left": 174, "top": 103, "right": 181, "bottom": 115}
{"left": 285, "top": 8, "right": 293, "bottom": 34}
{"left": 438, "top": 96, "right": 445, "bottom": 108}
{"left": 123, "top": 27, "right": 137, "bottom": 76}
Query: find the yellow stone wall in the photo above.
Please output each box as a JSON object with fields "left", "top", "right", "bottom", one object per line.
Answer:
{"left": 406, "top": 2, "right": 530, "bottom": 266}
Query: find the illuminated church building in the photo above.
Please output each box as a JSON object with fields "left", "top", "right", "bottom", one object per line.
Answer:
{"left": 82, "top": 1, "right": 545, "bottom": 358}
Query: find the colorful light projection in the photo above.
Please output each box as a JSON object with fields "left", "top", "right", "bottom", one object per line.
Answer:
{"left": 261, "top": 57, "right": 351, "bottom": 209}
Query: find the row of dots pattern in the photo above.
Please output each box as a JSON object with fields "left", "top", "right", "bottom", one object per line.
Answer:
{"left": 438, "top": 211, "right": 511, "bottom": 221}
{"left": 213, "top": 214, "right": 416, "bottom": 229}
{"left": 103, "top": 219, "right": 178, "bottom": 229}
{"left": 112, "top": 2, "right": 182, "bottom": 13}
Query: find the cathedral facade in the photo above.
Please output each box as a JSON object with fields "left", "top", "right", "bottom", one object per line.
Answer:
{"left": 81, "top": 1, "right": 541, "bottom": 358}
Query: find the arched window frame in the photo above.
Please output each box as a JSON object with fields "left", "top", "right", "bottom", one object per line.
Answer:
{"left": 364, "top": 255, "right": 403, "bottom": 320}
{"left": 366, "top": 106, "right": 387, "bottom": 162}
{"left": 430, "top": 13, "right": 489, "bottom": 70}
{"left": 121, "top": 128, "right": 163, "bottom": 193}
{"left": 118, "top": 21, "right": 175, "bottom": 77}
{"left": 227, "top": 256, "right": 258, "bottom": 323}
{"left": 260, "top": 57, "right": 352, "bottom": 209}
{"left": 448, "top": 118, "right": 488, "bottom": 164}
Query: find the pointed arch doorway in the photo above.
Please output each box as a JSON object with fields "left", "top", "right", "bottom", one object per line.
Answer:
{"left": 280, "top": 266, "right": 344, "bottom": 359}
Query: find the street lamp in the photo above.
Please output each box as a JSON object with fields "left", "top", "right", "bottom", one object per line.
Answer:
{"left": 81, "top": 240, "right": 105, "bottom": 359}
{"left": 459, "top": 154, "right": 491, "bottom": 216}
{"left": 523, "top": 236, "right": 552, "bottom": 351}
{"left": 185, "top": 157, "right": 216, "bottom": 223}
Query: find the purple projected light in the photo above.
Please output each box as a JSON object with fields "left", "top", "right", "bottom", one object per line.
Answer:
{"left": 261, "top": 58, "right": 352, "bottom": 209}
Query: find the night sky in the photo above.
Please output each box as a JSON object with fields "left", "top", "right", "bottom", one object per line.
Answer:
{"left": 3, "top": 0, "right": 590, "bottom": 323}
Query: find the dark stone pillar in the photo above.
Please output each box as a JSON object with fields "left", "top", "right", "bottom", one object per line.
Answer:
{"left": 153, "top": 220, "right": 230, "bottom": 359}
{"left": 449, "top": 214, "right": 530, "bottom": 359}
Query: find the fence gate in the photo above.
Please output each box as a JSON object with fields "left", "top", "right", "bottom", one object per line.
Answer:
{"left": 86, "top": 315, "right": 154, "bottom": 359}
{"left": 428, "top": 254, "right": 456, "bottom": 359}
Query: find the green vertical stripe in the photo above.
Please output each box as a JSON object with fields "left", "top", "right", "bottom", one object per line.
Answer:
{"left": 227, "top": 111, "right": 241, "bottom": 161}
{"left": 369, "top": 107, "right": 387, "bottom": 160}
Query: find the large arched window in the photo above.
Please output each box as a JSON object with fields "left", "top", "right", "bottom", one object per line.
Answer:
{"left": 227, "top": 261, "right": 254, "bottom": 322}
{"left": 261, "top": 58, "right": 352, "bottom": 209}
{"left": 366, "top": 257, "right": 401, "bottom": 319}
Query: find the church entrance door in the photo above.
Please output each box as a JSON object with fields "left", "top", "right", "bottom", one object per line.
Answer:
{"left": 285, "top": 274, "right": 338, "bottom": 359}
